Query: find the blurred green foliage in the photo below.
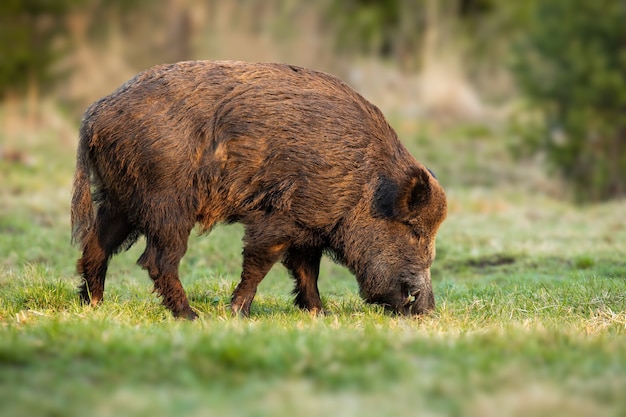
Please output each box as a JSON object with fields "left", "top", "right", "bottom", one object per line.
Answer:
{"left": 2, "top": 0, "right": 625, "bottom": 202}
{"left": 511, "top": 0, "right": 626, "bottom": 202}
{"left": 0, "top": 0, "right": 79, "bottom": 97}
{"left": 328, "top": 0, "right": 405, "bottom": 58}
{"left": 0, "top": 0, "right": 146, "bottom": 98}
{"left": 327, "top": 0, "right": 495, "bottom": 71}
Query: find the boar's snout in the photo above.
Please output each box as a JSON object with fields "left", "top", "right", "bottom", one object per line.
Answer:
{"left": 370, "top": 270, "right": 435, "bottom": 316}
{"left": 399, "top": 270, "right": 435, "bottom": 316}
{"left": 408, "top": 285, "right": 435, "bottom": 315}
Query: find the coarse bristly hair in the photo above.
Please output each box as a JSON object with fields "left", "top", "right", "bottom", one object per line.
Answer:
{"left": 71, "top": 60, "right": 447, "bottom": 319}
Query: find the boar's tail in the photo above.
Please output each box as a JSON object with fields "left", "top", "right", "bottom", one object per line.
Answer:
{"left": 70, "top": 122, "right": 94, "bottom": 248}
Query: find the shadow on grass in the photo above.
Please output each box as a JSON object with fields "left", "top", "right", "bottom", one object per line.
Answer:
{"left": 434, "top": 252, "right": 626, "bottom": 279}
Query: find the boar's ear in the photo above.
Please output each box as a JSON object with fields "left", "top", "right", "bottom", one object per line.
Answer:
{"left": 372, "top": 169, "right": 431, "bottom": 220}
{"left": 372, "top": 176, "right": 400, "bottom": 219}
{"left": 398, "top": 168, "right": 431, "bottom": 216}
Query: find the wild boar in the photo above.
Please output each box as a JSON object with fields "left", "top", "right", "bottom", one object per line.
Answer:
{"left": 71, "top": 60, "right": 447, "bottom": 319}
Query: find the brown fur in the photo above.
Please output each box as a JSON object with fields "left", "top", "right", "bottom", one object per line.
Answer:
{"left": 71, "top": 61, "right": 447, "bottom": 319}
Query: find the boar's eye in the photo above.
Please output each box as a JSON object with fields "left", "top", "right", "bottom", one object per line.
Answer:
{"left": 410, "top": 229, "right": 424, "bottom": 241}
{"left": 403, "top": 222, "right": 422, "bottom": 239}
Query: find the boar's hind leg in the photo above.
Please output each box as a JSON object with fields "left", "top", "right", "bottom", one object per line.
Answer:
{"left": 138, "top": 227, "right": 197, "bottom": 320}
{"left": 231, "top": 239, "right": 288, "bottom": 317}
{"left": 78, "top": 205, "right": 134, "bottom": 306}
{"left": 283, "top": 247, "right": 323, "bottom": 313}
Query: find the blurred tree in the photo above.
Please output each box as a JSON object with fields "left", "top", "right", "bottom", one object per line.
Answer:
{"left": 0, "top": 0, "right": 83, "bottom": 100}
{"left": 511, "top": 0, "right": 626, "bottom": 202}
{"left": 0, "top": 0, "right": 151, "bottom": 101}
{"left": 327, "top": 0, "right": 423, "bottom": 70}
{"left": 326, "top": 0, "right": 496, "bottom": 71}
{"left": 165, "top": 0, "right": 193, "bottom": 63}
{"left": 0, "top": 0, "right": 89, "bottom": 142}
{"left": 83, "top": 0, "right": 190, "bottom": 67}
{"left": 329, "top": 1, "right": 381, "bottom": 50}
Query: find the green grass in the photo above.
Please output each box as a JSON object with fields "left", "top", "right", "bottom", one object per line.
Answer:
{"left": 1, "top": 125, "right": 625, "bottom": 417}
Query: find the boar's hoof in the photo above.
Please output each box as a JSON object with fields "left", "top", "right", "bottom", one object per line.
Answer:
{"left": 176, "top": 310, "right": 199, "bottom": 320}
{"left": 230, "top": 297, "right": 252, "bottom": 318}
{"left": 172, "top": 306, "right": 198, "bottom": 320}
{"left": 78, "top": 286, "right": 102, "bottom": 307}
{"left": 307, "top": 307, "right": 325, "bottom": 316}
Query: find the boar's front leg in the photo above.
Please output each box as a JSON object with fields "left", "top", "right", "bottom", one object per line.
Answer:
{"left": 283, "top": 247, "right": 323, "bottom": 313}
{"left": 231, "top": 234, "right": 288, "bottom": 317}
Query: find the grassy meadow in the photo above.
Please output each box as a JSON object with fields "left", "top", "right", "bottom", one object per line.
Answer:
{"left": 1, "top": 119, "right": 625, "bottom": 417}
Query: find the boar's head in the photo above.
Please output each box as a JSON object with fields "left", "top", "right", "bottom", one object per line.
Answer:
{"left": 339, "top": 166, "right": 447, "bottom": 316}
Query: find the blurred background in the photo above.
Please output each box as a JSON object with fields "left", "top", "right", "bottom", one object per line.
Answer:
{"left": 0, "top": 0, "right": 625, "bottom": 202}
{"left": 1, "top": 4, "right": 625, "bottom": 415}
